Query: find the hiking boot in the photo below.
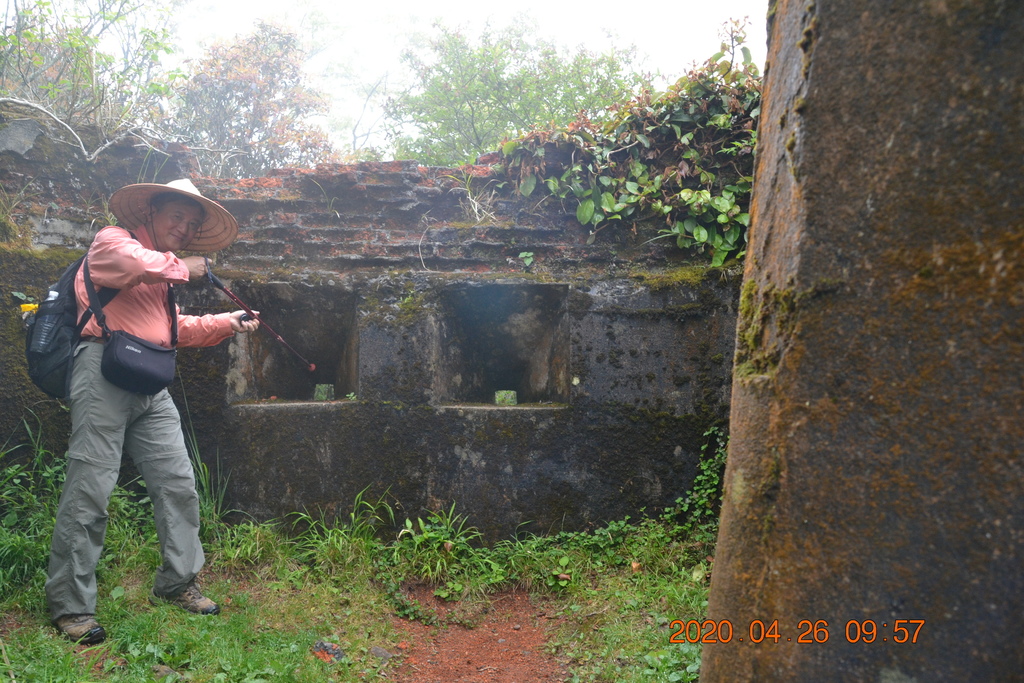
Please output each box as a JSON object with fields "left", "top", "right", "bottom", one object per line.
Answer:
{"left": 150, "top": 581, "right": 220, "bottom": 615}
{"left": 54, "top": 614, "right": 106, "bottom": 644}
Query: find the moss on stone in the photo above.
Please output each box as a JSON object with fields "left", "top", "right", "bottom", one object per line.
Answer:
{"left": 734, "top": 279, "right": 803, "bottom": 382}
{"left": 635, "top": 265, "right": 712, "bottom": 290}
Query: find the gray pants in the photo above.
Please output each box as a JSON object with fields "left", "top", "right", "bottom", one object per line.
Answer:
{"left": 45, "top": 342, "right": 205, "bottom": 620}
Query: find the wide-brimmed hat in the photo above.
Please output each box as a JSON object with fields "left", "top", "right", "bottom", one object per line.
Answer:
{"left": 108, "top": 179, "right": 239, "bottom": 252}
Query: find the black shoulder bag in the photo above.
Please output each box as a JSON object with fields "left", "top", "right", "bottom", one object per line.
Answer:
{"left": 84, "top": 257, "right": 178, "bottom": 395}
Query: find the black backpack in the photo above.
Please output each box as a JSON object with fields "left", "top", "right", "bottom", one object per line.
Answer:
{"left": 24, "top": 256, "right": 117, "bottom": 398}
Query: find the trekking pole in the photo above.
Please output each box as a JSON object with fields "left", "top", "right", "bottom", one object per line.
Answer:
{"left": 204, "top": 258, "right": 316, "bottom": 372}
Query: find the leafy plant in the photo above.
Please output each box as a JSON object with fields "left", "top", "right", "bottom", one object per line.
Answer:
{"left": 675, "top": 426, "right": 728, "bottom": 543}
{"left": 640, "top": 644, "right": 701, "bottom": 682}
{"left": 390, "top": 502, "right": 482, "bottom": 583}
{"left": 518, "top": 251, "right": 535, "bottom": 268}
{"left": 501, "top": 22, "right": 760, "bottom": 266}
{"left": 545, "top": 555, "right": 573, "bottom": 589}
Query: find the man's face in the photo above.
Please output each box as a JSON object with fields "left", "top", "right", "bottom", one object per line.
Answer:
{"left": 149, "top": 199, "right": 203, "bottom": 252}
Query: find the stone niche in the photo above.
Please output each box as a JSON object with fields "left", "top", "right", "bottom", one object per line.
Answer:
{"left": 435, "top": 283, "right": 570, "bottom": 405}
{"left": 201, "top": 269, "right": 739, "bottom": 541}
{"left": 223, "top": 282, "right": 359, "bottom": 402}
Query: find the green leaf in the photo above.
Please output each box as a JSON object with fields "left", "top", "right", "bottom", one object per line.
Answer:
{"left": 601, "top": 192, "right": 616, "bottom": 212}
{"left": 501, "top": 140, "right": 518, "bottom": 156}
{"left": 577, "top": 199, "right": 595, "bottom": 225}
{"left": 710, "top": 196, "right": 732, "bottom": 213}
{"left": 737, "top": 213, "right": 751, "bottom": 227}
{"left": 625, "top": 181, "right": 640, "bottom": 194}
{"left": 693, "top": 225, "right": 709, "bottom": 243}
{"left": 519, "top": 173, "right": 537, "bottom": 197}
{"left": 711, "top": 249, "right": 728, "bottom": 267}
{"left": 636, "top": 133, "right": 650, "bottom": 148}
{"left": 742, "top": 46, "right": 752, "bottom": 65}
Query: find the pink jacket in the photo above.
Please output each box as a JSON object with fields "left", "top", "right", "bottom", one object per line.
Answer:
{"left": 74, "top": 226, "right": 235, "bottom": 348}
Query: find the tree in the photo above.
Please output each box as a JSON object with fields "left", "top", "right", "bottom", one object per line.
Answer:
{"left": 165, "top": 22, "right": 336, "bottom": 178}
{"left": 0, "top": 0, "right": 175, "bottom": 159}
{"left": 384, "top": 22, "right": 649, "bottom": 167}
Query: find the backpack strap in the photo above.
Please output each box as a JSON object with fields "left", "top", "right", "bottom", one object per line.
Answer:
{"left": 83, "top": 258, "right": 178, "bottom": 348}
{"left": 74, "top": 256, "right": 118, "bottom": 337}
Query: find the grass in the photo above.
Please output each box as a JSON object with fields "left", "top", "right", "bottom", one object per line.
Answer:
{"left": 0, "top": 416, "right": 726, "bottom": 682}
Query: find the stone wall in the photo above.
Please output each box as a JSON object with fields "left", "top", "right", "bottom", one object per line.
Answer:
{"left": 0, "top": 132, "right": 738, "bottom": 540}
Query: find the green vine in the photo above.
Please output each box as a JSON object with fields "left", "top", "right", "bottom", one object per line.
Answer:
{"left": 500, "top": 24, "right": 761, "bottom": 266}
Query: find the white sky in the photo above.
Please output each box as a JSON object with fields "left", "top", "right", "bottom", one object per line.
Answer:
{"left": 171, "top": 0, "right": 770, "bottom": 150}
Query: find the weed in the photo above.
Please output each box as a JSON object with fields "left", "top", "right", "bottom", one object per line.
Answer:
{"left": 0, "top": 413, "right": 65, "bottom": 599}
{"left": 390, "top": 502, "right": 483, "bottom": 583}
{"left": 177, "top": 377, "right": 233, "bottom": 536}
{"left": 673, "top": 426, "right": 728, "bottom": 545}
{"left": 292, "top": 486, "right": 394, "bottom": 579}
{"left": 208, "top": 520, "right": 294, "bottom": 574}
{"left": 0, "top": 180, "right": 37, "bottom": 244}
{"left": 310, "top": 178, "right": 342, "bottom": 218}
{"left": 442, "top": 172, "right": 502, "bottom": 224}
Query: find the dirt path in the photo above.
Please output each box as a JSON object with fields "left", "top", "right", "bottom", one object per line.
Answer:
{"left": 0, "top": 584, "right": 572, "bottom": 681}
{"left": 386, "top": 587, "right": 569, "bottom": 682}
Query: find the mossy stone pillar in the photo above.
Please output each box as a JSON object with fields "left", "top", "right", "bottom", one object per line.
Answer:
{"left": 703, "top": 0, "right": 1023, "bottom": 680}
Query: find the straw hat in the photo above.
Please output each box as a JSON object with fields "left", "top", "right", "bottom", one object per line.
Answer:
{"left": 108, "top": 179, "right": 239, "bottom": 252}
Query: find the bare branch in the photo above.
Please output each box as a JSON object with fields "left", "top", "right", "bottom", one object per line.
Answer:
{"left": 0, "top": 96, "right": 89, "bottom": 158}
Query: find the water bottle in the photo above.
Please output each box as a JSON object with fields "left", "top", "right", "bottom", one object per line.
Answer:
{"left": 29, "top": 290, "right": 61, "bottom": 353}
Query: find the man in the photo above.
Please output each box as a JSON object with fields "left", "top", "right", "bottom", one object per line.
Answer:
{"left": 45, "top": 179, "right": 259, "bottom": 644}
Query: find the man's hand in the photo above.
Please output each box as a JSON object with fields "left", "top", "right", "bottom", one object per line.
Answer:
{"left": 182, "top": 256, "right": 208, "bottom": 280}
{"left": 230, "top": 310, "right": 259, "bottom": 334}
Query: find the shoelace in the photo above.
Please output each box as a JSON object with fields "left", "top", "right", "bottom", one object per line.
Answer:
{"left": 181, "top": 584, "right": 203, "bottom": 601}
